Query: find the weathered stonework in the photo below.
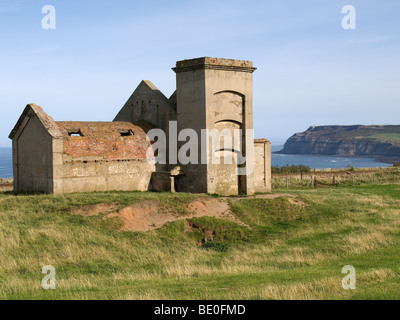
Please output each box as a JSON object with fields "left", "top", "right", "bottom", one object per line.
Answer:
{"left": 173, "top": 57, "right": 257, "bottom": 195}
{"left": 173, "top": 57, "right": 257, "bottom": 73}
{"left": 9, "top": 104, "right": 155, "bottom": 194}
{"left": 254, "top": 139, "right": 272, "bottom": 193}
{"left": 58, "top": 121, "right": 150, "bottom": 161}
{"left": 9, "top": 57, "right": 271, "bottom": 195}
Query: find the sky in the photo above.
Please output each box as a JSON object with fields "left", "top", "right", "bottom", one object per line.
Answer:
{"left": 0, "top": 0, "right": 399, "bottom": 147}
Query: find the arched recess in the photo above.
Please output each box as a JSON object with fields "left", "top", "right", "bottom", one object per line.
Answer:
{"left": 211, "top": 121, "right": 242, "bottom": 154}
{"left": 214, "top": 90, "right": 245, "bottom": 97}
{"left": 211, "top": 91, "right": 244, "bottom": 124}
{"left": 209, "top": 90, "right": 247, "bottom": 195}
{"left": 214, "top": 119, "right": 242, "bottom": 126}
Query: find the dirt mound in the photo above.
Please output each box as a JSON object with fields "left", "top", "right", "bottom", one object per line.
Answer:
{"left": 102, "top": 198, "right": 249, "bottom": 232}
{"left": 71, "top": 194, "right": 304, "bottom": 232}
{"left": 186, "top": 199, "right": 249, "bottom": 228}
{"left": 107, "top": 200, "right": 170, "bottom": 232}
{"left": 287, "top": 198, "right": 306, "bottom": 206}
{"left": 188, "top": 201, "right": 207, "bottom": 213}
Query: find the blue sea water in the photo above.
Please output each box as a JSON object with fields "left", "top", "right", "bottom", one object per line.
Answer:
{"left": 0, "top": 146, "right": 392, "bottom": 179}
{"left": 271, "top": 145, "right": 391, "bottom": 169}
{"left": 0, "top": 148, "right": 12, "bottom": 179}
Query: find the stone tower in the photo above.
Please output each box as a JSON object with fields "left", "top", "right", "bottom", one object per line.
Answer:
{"left": 173, "top": 57, "right": 256, "bottom": 195}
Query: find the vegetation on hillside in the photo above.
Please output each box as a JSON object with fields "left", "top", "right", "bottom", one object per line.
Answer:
{"left": 272, "top": 167, "right": 400, "bottom": 189}
{"left": 335, "top": 125, "right": 400, "bottom": 143}
{"left": 1, "top": 180, "right": 400, "bottom": 300}
{"left": 271, "top": 164, "right": 311, "bottom": 174}
{"left": 280, "top": 125, "right": 400, "bottom": 158}
{"left": 367, "top": 133, "right": 400, "bottom": 145}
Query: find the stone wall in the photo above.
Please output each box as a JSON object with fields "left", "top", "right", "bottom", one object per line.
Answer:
{"left": 13, "top": 115, "right": 54, "bottom": 193}
{"left": 55, "top": 159, "right": 154, "bottom": 193}
{"left": 0, "top": 178, "right": 13, "bottom": 184}
{"left": 174, "top": 66, "right": 208, "bottom": 193}
{"left": 204, "top": 68, "right": 255, "bottom": 195}
{"left": 173, "top": 57, "right": 257, "bottom": 196}
{"left": 52, "top": 121, "right": 155, "bottom": 194}
{"left": 9, "top": 58, "right": 272, "bottom": 196}
{"left": 114, "top": 80, "right": 176, "bottom": 133}
{"left": 0, "top": 179, "right": 13, "bottom": 192}
{"left": 254, "top": 140, "right": 271, "bottom": 193}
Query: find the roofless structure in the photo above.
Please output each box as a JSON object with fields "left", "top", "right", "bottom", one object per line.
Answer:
{"left": 9, "top": 57, "right": 271, "bottom": 195}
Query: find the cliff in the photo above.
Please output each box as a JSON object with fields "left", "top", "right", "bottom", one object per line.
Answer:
{"left": 279, "top": 125, "right": 400, "bottom": 160}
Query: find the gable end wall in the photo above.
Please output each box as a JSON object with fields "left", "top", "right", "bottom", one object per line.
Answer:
{"left": 13, "top": 115, "right": 54, "bottom": 193}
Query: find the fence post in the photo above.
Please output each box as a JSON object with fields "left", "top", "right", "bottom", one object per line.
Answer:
{"left": 301, "top": 168, "right": 303, "bottom": 186}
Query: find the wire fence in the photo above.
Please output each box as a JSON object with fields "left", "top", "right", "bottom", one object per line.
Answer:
{"left": 272, "top": 167, "right": 400, "bottom": 189}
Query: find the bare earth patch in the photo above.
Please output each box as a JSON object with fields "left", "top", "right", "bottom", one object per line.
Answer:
{"left": 186, "top": 198, "right": 250, "bottom": 228}
{"left": 103, "top": 198, "right": 250, "bottom": 232}
{"left": 287, "top": 198, "right": 307, "bottom": 207}
{"left": 71, "top": 194, "right": 304, "bottom": 232}
{"left": 106, "top": 200, "right": 168, "bottom": 232}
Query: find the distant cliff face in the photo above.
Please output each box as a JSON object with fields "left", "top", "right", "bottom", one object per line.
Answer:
{"left": 279, "top": 125, "right": 400, "bottom": 157}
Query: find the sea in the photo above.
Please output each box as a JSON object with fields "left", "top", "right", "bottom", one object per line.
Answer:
{"left": 0, "top": 146, "right": 392, "bottom": 179}
{"left": 271, "top": 145, "right": 391, "bottom": 169}
{"left": 0, "top": 148, "right": 13, "bottom": 179}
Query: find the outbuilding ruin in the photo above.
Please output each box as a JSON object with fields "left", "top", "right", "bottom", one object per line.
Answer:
{"left": 9, "top": 57, "right": 271, "bottom": 196}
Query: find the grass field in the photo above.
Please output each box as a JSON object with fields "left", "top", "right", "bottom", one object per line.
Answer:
{"left": 334, "top": 125, "right": 400, "bottom": 143}
{"left": 272, "top": 167, "right": 400, "bottom": 189}
{"left": 367, "top": 133, "right": 400, "bottom": 145}
{"left": 0, "top": 182, "right": 399, "bottom": 300}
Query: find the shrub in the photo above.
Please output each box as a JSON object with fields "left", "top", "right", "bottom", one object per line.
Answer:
{"left": 271, "top": 164, "right": 311, "bottom": 174}
{"left": 202, "top": 241, "right": 230, "bottom": 252}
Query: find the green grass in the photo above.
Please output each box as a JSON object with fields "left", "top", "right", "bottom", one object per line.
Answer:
{"left": 272, "top": 167, "right": 400, "bottom": 189}
{"left": 367, "top": 133, "right": 400, "bottom": 145}
{"left": 334, "top": 125, "right": 400, "bottom": 142}
{"left": 0, "top": 184, "right": 400, "bottom": 300}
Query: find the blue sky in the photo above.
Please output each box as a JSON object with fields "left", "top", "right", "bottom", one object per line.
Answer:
{"left": 0, "top": 0, "right": 399, "bottom": 146}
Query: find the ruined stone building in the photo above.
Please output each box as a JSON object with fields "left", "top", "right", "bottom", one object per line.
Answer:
{"left": 9, "top": 57, "right": 271, "bottom": 196}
